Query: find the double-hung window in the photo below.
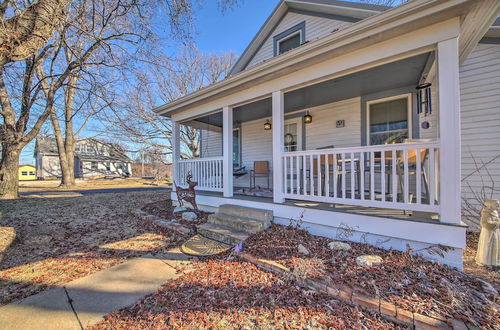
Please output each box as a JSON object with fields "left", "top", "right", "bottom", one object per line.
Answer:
{"left": 367, "top": 94, "right": 412, "bottom": 145}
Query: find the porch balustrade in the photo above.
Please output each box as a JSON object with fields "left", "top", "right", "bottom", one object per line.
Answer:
{"left": 178, "top": 157, "right": 224, "bottom": 192}
{"left": 282, "top": 142, "right": 440, "bottom": 213}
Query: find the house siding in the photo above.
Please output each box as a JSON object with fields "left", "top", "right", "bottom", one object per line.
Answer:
{"left": 246, "top": 11, "right": 353, "bottom": 69}
{"left": 200, "top": 129, "right": 222, "bottom": 157}
{"left": 459, "top": 43, "right": 500, "bottom": 229}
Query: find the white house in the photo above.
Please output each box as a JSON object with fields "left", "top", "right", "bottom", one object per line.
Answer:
{"left": 155, "top": 0, "right": 500, "bottom": 269}
{"left": 35, "top": 137, "right": 132, "bottom": 179}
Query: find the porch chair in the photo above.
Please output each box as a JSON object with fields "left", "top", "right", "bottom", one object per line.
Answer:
{"left": 250, "top": 161, "right": 270, "bottom": 189}
{"left": 396, "top": 139, "right": 432, "bottom": 204}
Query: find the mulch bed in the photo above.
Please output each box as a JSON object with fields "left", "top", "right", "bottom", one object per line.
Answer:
{"left": 243, "top": 224, "right": 499, "bottom": 329}
{"left": 90, "top": 258, "right": 406, "bottom": 329}
{"left": 141, "top": 199, "right": 211, "bottom": 230}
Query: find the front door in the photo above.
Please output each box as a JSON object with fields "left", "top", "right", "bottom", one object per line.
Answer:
{"left": 284, "top": 118, "right": 302, "bottom": 152}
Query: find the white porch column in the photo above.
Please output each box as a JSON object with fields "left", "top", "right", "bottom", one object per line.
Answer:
{"left": 172, "top": 120, "right": 180, "bottom": 192}
{"left": 272, "top": 91, "right": 285, "bottom": 203}
{"left": 437, "top": 38, "right": 461, "bottom": 224}
{"left": 222, "top": 106, "right": 233, "bottom": 197}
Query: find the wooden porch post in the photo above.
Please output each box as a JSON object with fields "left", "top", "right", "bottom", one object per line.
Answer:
{"left": 223, "top": 106, "right": 234, "bottom": 197}
{"left": 272, "top": 91, "right": 285, "bottom": 203}
{"left": 437, "top": 38, "right": 461, "bottom": 224}
{"left": 172, "top": 120, "right": 180, "bottom": 193}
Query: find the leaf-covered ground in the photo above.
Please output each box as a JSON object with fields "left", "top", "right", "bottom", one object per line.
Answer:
{"left": 244, "top": 224, "right": 499, "bottom": 329}
{"left": 0, "top": 191, "right": 187, "bottom": 306}
{"left": 90, "top": 258, "right": 406, "bottom": 330}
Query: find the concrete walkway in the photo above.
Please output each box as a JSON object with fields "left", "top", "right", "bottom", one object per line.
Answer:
{"left": 0, "top": 248, "right": 194, "bottom": 330}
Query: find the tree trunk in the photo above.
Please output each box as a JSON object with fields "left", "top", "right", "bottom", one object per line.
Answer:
{"left": 0, "top": 145, "right": 21, "bottom": 199}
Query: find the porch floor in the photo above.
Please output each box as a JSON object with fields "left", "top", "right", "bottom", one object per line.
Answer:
{"left": 198, "top": 189, "right": 440, "bottom": 223}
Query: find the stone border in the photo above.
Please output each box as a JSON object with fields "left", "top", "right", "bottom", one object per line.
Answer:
{"left": 238, "top": 252, "right": 474, "bottom": 330}
{"left": 131, "top": 208, "right": 191, "bottom": 235}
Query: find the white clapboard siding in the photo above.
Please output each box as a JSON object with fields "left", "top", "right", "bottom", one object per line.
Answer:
{"left": 247, "top": 11, "right": 353, "bottom": 69}
{"left": 200, "top": 129, "right": 222, "bottom": 158}
{"left": 459, "top": 43, "right": 500, "bottom": 229}
{"left": 304, "top": 97, "right": 361, "bottom": 149}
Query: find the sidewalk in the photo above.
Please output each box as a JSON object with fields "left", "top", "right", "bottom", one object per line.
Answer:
{"left": 0, "top": 248, "right": 194, "bottom": 330}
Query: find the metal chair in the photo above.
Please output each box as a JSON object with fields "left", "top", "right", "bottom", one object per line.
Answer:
{"left": 250, "top": 161, "right": 270, "bottom": 189}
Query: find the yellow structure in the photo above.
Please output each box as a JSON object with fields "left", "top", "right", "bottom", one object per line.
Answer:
{"left": 19, "top": 165, "right": 37, "bottom": 181}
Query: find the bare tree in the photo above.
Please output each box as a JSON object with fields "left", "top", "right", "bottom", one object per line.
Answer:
{"left": 359, "top": 0, "right": 410, "bottom": 6}
{"left": 0, "top": 0, "right": 238, "bottom": 198}
{"left": 101, "top": 46, "right": 236, "bottom": 160}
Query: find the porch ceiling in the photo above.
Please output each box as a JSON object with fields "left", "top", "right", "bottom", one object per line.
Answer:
{"left": 190, "top": 52, "right": 430, "bottom": 128}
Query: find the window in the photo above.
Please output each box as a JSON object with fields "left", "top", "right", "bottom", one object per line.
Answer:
{"left": 367, "top": 95, "right": 412, "bottom": 145}
{"left": 75, "top": 145, "right": 81, "bottom": 152}
{"left": 278, "top": 33, "right": 301, "bottom": 55}
{"left": 105, "top": 162, "right": 111, "bottom": 171}
{"left": 86, "top": 145, "right": 94, "bottom": 153}
{"left": 29, "top": 171, "right": 36, "bottom": 176}
{"left": 91, "top": 161, "right": 98, "bottom": 170}
{"left": 273, "top": 22, "right": 305, "bottom": 56}
{"left": 21, "top": 171, "right": 28, "bottom": 176}
{"left": 233, "top": 128, "right": 241, "bottom": 167}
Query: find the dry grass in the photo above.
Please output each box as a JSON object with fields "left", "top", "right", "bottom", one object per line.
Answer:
{"left": 18, "top": 178, "right": 169, "bottom": 193}
{"left": 0, "top": 191, "right": 186, "bottom": 305}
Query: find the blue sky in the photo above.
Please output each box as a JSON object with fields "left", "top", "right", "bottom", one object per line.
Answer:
{"left": 192, "top": 0, "right": 279, "bottom": 54}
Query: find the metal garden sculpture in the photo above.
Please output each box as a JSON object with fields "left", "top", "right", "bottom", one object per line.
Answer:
{"left": 174, "top": 171, "right": 199, "bottom": 211}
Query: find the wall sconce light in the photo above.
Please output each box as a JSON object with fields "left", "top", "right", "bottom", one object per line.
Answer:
{"left": 303, "top": 111, "right": 312, "bottom": 124}
{"left": 264, "top": 120, "right": 272, "bottom": 130}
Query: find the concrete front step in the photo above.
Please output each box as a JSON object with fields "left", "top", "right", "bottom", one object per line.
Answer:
{"left": 208, "top": 213, "right": 270, "bottom": 233}
{"left": 196, "top": 223, "right": 250, "bottom": 246}
{"left": 219, "top": 204, "right": 273, "bottom": 223}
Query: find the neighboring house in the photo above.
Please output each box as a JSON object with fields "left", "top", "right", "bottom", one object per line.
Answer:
{"left": 155, "top": 0, "right": 500, "bottom": 269}
{"left": 34, "top": 137, "right": 132, "bottom": 179}
{"left": 18, "top": 165, "right": 37, "bottom": 181}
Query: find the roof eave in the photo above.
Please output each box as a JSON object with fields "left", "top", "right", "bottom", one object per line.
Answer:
{"left": 153, "top": 0, "right": 475, "bottom": 117}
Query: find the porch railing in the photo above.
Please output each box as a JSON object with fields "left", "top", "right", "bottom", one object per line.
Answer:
{"left": 282, "top": 142, "right": 440, "bottom": 212}
{"left": 178, "top": 157, "right": 223, "bottom": 192}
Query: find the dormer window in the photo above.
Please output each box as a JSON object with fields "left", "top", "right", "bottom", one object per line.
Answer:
{"left": 273, "top": 21, "right": 305, "bottom": 56}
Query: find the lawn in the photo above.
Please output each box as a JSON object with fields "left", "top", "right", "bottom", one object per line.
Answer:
{"left": 18, "top": 177, "right": 169, "bottom": 193}
{"left": 0, "top": 191, "right": 186, "bottom": 306}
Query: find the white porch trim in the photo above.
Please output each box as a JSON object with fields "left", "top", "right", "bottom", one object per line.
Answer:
{"left": 437, "top": 38, "right": 461, "bottom": 224}
{"left": 172, "top": 121, "right": 180, "bottom": 191}
{"left": 222, "top": 106, "right": 233, "bottom": 197}
{"left": 272, "top": 91, "right": 285, "bottom": 203}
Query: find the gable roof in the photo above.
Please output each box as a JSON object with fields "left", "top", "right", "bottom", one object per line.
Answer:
{"left": 229, "top": 0, "right": 390, "bottom": 75}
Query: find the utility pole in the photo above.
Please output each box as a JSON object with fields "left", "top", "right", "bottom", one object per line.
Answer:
{"left": 141, "top": 149, "right": 144, "bottom": 178}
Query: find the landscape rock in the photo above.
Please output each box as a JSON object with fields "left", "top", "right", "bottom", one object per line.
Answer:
{"left": 182, "top": 212, "right": 198, "bottom": 221}
{"left": 298, "top": 244, "right": 310, "bottom": 255}
{"left": 356, "top": 255, "right": 383, "bottom": 267}
{"left": 328, "top": 241, "right": 351, "bottom": 251}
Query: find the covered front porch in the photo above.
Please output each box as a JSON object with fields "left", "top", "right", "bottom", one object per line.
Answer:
{"left": 176, "top": 49, "right": 445, "bottom": 220}
{"left": 164, "top": 15, "right": 466, "bottom": 267}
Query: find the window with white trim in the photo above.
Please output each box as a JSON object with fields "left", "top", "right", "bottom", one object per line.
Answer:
{"left": 367, "top": 94, "right": 412, "bottom": 145}
{"left": 278, "top": 32, "right": 301, "bottom": 55}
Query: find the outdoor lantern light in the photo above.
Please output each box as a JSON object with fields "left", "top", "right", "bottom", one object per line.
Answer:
{"left": 303, "top": 111, "right": 312, "bottom": 124}
{"left": 264, "top": 120, "right": 272, "bottom": 130}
